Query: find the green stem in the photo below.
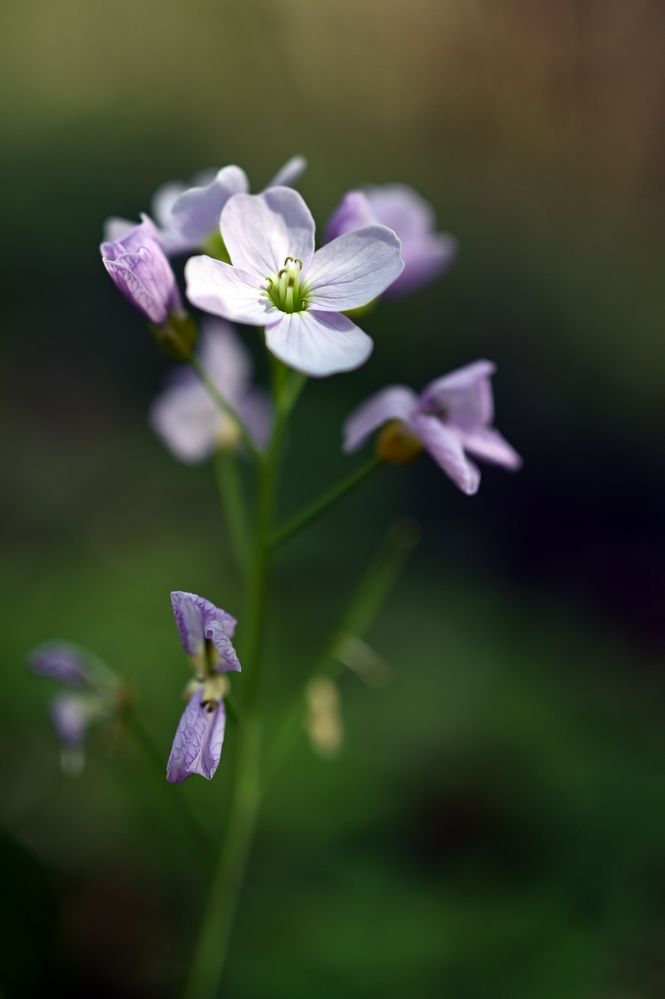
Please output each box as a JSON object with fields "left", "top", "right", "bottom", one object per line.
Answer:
{"left": 190, "top": 355, "right": 260, "bottom": 462}
{"left": 271, "top": 455, "right": 385, "bottom": 549}
{"left": 213, "top": 451, "right": 251, "bottom": 578}
{"left": 184, "top": 359, "right": 296, "bottom": 999}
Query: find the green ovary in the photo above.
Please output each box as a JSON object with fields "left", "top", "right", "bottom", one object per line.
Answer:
{"left": 265, "top": 257, "right": 310, "bottom": 313}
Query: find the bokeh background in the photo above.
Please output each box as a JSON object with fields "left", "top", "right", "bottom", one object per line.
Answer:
{"left": 2, "top": 1, "right": 664, "bottom": 996}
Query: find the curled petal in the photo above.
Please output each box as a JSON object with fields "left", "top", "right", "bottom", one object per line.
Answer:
{"left": 167, "top": 692, "right": 226, "bottom": 783}
{"left": 411, "top": 415, "right": 481, "bottom": 495}
{"left": 306, "top": 226, "right": 404, "bottom": 312}
{"left": 265, "top": 310, "right": 373, "bottom": 378}
{"left": 343, "top": 387, "right": 419, "bottom": 453}
{"left": 421, "top": 361, "right": 496, "bottom": 430}
{"left": 171, "top": 591, "right": 237, "bottom": 659}
{"left": 185, "top": 255, "right": 275, "bottom": 326}
{"left": 267, "top": 155, "right": 307, "bottom": 188}
{"left": 221, "top": 188, "right": 316, "bottom": 280}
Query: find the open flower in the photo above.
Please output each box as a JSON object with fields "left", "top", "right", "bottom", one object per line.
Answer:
{"left": 185, "top": 187, "right": 404, "bottom": 377}
{"left": 150, "top": 320, "right": 271, "bottom": 463}
{"left": 326, "top": 184, "right": 457, "bottom": 299}
{"left": 344, "top": 361, "right": 521, "bottom": 494}
{"left": 28, "top": 643, "right": 119, "bottom": 776}
{"left": 104, "top": 156, "right": 306, "bottom": 256}
{"left": 100, "top": 218, "right": 182, "bottom": 325}
{"left": 167, "top": 591, "right": 241, "bottom": 784}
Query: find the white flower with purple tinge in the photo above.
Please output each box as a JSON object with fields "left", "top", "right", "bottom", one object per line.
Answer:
{"left": 344, "top": 361, "right": 521, "bottom": 494}
{"left": 104, "top": 156, "right": 307, "bottom": 256}
{"left": 167, "top": 591, "right": 241, "bottom": 784}
{"left": 100, "top": 218, "right": 182, "bottom": 325}
{"left": 185, "top": 187, "right": 404, "bottom": 377}
{"left": 326, "top": 184, "right": 457, "bottom": 300}
{"left": 150, "top": 320, "right": 271, "bottom": 463}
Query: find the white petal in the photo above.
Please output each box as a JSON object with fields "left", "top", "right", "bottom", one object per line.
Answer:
{"left": 265, "top": 311, "right": 373, "bottom": 378}
{"left": 185, "top": 255, "right": 276, "bottom": 326}
{"left": 343, "top": 387, "right": 420, "bottom": 452}
{"left": 221, "top": 188, "right": 315, "bottom": 281}
{"left": 267, "top": 155, "right": 307, "bottom": 188}
{"left": 306, "top": 226, "right": 404, "bottom": 311}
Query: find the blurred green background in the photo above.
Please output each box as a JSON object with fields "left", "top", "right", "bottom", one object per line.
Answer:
{"left": 1, "top": 1, "right": 664, "bottom": 995}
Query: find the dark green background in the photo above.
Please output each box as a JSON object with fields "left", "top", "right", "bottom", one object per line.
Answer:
{"left": 1, "top": 1, "right": 664, "bottom": 995}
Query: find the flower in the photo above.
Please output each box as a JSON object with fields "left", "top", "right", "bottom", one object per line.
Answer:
{"left": 27, "top": 643, "right": 118, "bottom": 775}
{"left": 167, "top": 591, "right": 241, "bottom": 784}
{"left": 150, "top": 320, "right": 271, "bottom": 463}
{"left": 326, "top": 184, "right": 457, "bottom": 299}
{"left": 343, "top": 361, "right": 521, "bottom": 494}
{"left": 185, "top": 187, "right": 404, "bottom": 377}
{"left": 104, "top": 156, "right": 307, "bottom": 256}
{"left": 100, "top": 217, "right": 182, "bottom": 325}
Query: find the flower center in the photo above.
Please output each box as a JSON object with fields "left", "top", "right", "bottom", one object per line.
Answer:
{"left": 264, "top": 257, "right": 310, "bottom": 314}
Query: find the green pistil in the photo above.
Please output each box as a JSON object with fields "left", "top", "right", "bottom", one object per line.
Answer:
{"left": 265, "top": 256, "right": 310, "bottom": 314}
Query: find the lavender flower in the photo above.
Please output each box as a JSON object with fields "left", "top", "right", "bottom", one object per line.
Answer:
{"left": 185, "top": 187, "right": 404, "bottom": 377}
{"left": 100, "top": 218, "right": 182, "bottom": 325}
{"left": 344, "top": 361, "right": 521, "bottom": 494}
{"left": 104, "top": 156, "right": 306, "bottom": 256}
{"left": 29, "top": 643, "right": 89, "bottom": 686}
{"left": 327, "top": 184, "right": 457, "bottom": 299}
{"left": 150, "top": 320, "right": 271, "bottom": 463}
{"left": 167, "top": 591, "right": 241, "bottom": 784}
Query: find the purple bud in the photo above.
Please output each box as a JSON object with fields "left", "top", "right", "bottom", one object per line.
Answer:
{"left": 100, "top": 217, "right": 181, "bottom": 325}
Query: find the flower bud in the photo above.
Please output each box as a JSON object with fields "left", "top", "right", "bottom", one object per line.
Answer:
{"left": 100, "top": 217, "right": 182, "bottom": 325}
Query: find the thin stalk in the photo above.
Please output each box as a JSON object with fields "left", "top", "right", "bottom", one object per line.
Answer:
{"left": 184, "top": 358, "right": 296, "bottom": 999}
{"left": 271, "top": 455, "right": 385, "bottom": 550}
{"left": 190, "top": 356, "right": 260, "bottom": 462}
{"left": 213, "top": 451, "right": 251, "bottom": 579}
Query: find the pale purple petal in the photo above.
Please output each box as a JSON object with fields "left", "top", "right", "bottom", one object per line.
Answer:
{"left": 239, "top": 389, "right": 273, "bottom": 450}
{"left": 150, "top": 379, "right": 219, "bottom": 464}
{"left": 171, "top": 591, "right": 238, "bottom": 659}
{"left": 460, "top": 428, "right": 522, "bottom": 470}
{"left": 103, "top": 216, "right": 136, "bottom": 243}
{"left": 221, "top": 188, "right": 316, "bottom": 280}
{"left": 384, "top": 233, "right": 458, "bottom": 299}
{"left": 151, "top": 181, "right": 188, "bottom": 229}
{"left": 411, "top": 415, "right": 481, "bottom": 495}
{"left": 198, "top": 320, "right": 252, "bottom": 400}
{"left": 166, "top": 691, "right": 226, "bottom": 783}
{"left": 420, "top": 361, "right": 496, "bottom": 430}
{"left": 101, "top": 220, "right": 181, "bottom": 323}
{"left": 343, "top": 387, "right": 420, "bottom": 453}
{"left": 185, "top": 255, "right": 276, "bottom": 326}
{"left": 325, "top": 191, "right": 376, "bottom": 242}
{"left": 267, "top": 155, "right": 307, "bottom": 188}
{"left": 306, "top": 226, "right": 404, "bottom": 312}
{"left": 51, "top": 694, "right": 89, "bottom": 747}
{"left": 170, "top": 165, "right": 249, "bottom": 241}
{"left": 265, "top": 311, "right": 373, "bottom": 377}
{"left": 205, "top": 621, "right": 242, "bottom": 673}
{"left": 365, "top": 184, "right": 436, "bottom": 241}
{"left": 29, "top": 643, "right": 89, "bottom": 686}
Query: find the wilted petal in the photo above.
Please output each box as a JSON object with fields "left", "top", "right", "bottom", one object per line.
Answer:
{"left": 412, "top": 415, "right": 481, "bottom": 494}
{"left": 325, "top": 191, "right": 375, "bottom": 243}
{"left": 185, "top": 255, "right": 275, "bottom": 326}
{"left": 343, "top": 386, "right": 419, "bottom": 452}
{"left": 171, "top": 591, "right": 237, "bottom": 659}
{"left": 307, "top": 226, "right": 404, "bottom": 311}
{"left": 267, "top": 155, "right": 307, "bottom": 188}
{"left": 265, "top": 310, "right": 373, "bottom": 377}
{"left": 421, "top": 361, "right": 496, "bottom": 430}
{"left": 221, "top": 188, "right": 316, "bottom": 280}
{"left": 29, "top": 643, "right": 89, "bottom": 686}
{"left": 166, "top": 691, "right": 226, "bottom": 783}
{"left": 170, "top": 165, "right": 249, "bottom": 241}
{"left": 460, "top": 427, "right": 522, "bottom": 470}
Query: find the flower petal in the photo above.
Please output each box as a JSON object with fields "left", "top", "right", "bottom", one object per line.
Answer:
{"left": 29, "top": 643, "right": 89, "bottom": 686}
{"left": 185, "top": 255, "right": 276, "bottom": 326}
{"left": 420, "top": 361, "right": 496, "bottom": 430}
{"left": 205, "top": 621, "right": 242, "bottom": 673}
{"left": 365, "top": 184, "right": 436, "bottom": 241}
{"left": 166, "top": 692, "right": 226, "bottom": 783}
{"left": 343, "top": 387, "right": 419, "bottom": 452}
{"left": 51, "top": 694, "right": 90, "bottom": 747}
{"left": 306, "top": 226, "right": 404, "bottom": 311}
{"left": 411, "top": 415, "right": 481, "bottom": 494}
{"left": 265, "top": 311, "right": 373, "bottom": 377}
{"left": 384, "top": 233, "right": 458, "bottom": 299}
{"left": 150, "top": 378, "right": 218, "bottom": 464}
{"left": 325, "top": 191, "right": 376, "bottom": 243}
{"left": 267, "top": 155, "right": 307, "bottom": 188}
{"left": 171, "top": 591, "right": 237, "bottom": 659}
{"left": 170, "top": 165, "right": 249, "bottom": 241}
{"left": 221, "top": 188, "right": 316, "bottom": 280}
{"left": 460, "top": 428, "right": 522, "bottom": 470}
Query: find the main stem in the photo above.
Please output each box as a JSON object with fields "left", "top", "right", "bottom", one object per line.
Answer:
{"left": 183, "top": 361, "right": 292, "bottom": 999}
